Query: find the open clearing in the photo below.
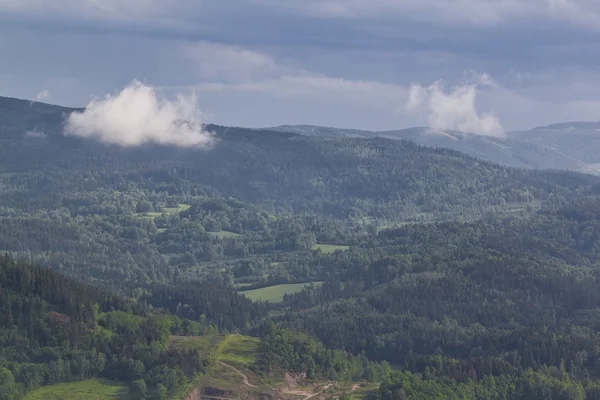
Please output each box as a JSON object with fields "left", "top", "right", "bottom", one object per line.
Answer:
{"left": 24, "top": 379, "right": 127, "bottom": 400}
{"left": 217, "top": 334, "right": 260, "bottom": 368}
{"left": 163, "top": 204, "right": 191, "bottom": 213}
{"left": 312, "top": 244, "right": 349, "bottom": 254}
{"left": 241, "top": 282, "right": 324, "bottom": 303}
{"left": 207, "top": 230, "right": 241, "bottom": 239}
{"left": 170, "top": 334, "right": 260, "bottom": 369}
{"left": 171, "top": 334, "right": 371, "bottom": 400}
{"left": 136, "top": 203, "right": 191, "bottom": 219}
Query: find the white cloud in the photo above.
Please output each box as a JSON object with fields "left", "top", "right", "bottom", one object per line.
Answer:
{"left": 35, "top": 90, "right": 49, "bottom": 101}
{"left": 406, "top": 77, "right": 504, "bottom": 137}
{"left": 65, "top": 80, "right": 213, "bottom": 147}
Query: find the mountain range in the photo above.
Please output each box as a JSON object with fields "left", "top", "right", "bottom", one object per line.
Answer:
{"left": 271, "top": 122, "right": 600, "bottom": 174}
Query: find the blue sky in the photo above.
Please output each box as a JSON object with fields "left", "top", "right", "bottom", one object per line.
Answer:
{"left": 2, "top": 0, "right": 600, "bottom": 133}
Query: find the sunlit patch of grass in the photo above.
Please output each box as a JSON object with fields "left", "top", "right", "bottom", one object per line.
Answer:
{"left": 312, "top": 244, "right": 349, "bottom": 254}
{"left": 24, "top": 379, "right": 127, "bottom": 400}
{"left": 241, "top": 282, "right": 323, "bottom": 303}
{"left": 207, "top": 230, "right": 240, "bottom": 239}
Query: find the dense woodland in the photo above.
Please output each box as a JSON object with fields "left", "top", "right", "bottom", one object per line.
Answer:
{"left": 4, "top": 96, "right": 600, "bottom": 398}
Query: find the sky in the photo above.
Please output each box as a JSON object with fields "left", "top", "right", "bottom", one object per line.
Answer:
{"left": 2, "top": 0, "right": 600, "bottom": 134}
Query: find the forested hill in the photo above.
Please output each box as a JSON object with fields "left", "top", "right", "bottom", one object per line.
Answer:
{"left": 7, "top": 97, "right": 600, "bottom": 399}
{"left": 0, "top": 255, "right": 215, "bottom": 399}
{"left": 1, "top": 95, "right": 599, "bottom": 222}
{"left": 273, "top": 123, "right": 600, "bottom": 174}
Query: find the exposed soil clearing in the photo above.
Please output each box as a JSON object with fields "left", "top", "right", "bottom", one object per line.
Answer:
{"left": 283, "top": 383, "right": 333, "bottom": 400}
{"left": 217, "top": 361, "right": 258, "bottom": 388}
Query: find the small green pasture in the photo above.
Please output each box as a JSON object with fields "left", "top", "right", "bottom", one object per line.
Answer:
{"left": 241, "top": 282, "right": 324, "bottom": 303}
{"left": 136, "top": 203, "right": 191, "bottom": 219}
{"left": 207, "top": 230, "right": 240, "bottom": 239}
{"left": 216, "top": 334, "right": 260, "bottom": 368}
{"left": 170, "top": 335, "right": 219, "bottom": 354}
{"left": 24, "top": 379, "right": 127, "bottom": 400}
{"left": 170, "top": 334, "right": 260, "bottom": 369}
{"left": 313, "top": 243, "right": 350, "bottom": 254}
{"left": 163, "top": 204, "right": 191, "bottom": 213}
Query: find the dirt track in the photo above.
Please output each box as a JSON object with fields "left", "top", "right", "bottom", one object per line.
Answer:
{"left": 217, "top": 360, "right": 258, "bottom": 388}
{"left": 282, "top": 383, "right": 333, "bottom": 400}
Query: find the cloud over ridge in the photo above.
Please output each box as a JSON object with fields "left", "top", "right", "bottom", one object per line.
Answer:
{"left": 65, "top": 81, "right": 213, "bottom": 147}
{"left": 406, "top": 76, "right": 504, "bottom": 137}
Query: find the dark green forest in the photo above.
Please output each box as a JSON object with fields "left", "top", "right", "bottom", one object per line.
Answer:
{"left": 3, "top": 95, "right": 600, "bottom": 398}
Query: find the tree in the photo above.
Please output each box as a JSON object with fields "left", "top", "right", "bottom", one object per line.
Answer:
{"left": 0, "top": 368, "right": 21, "bottom": 400}
{"left": 130, "top": 379, "right": 148, "bottom": 400}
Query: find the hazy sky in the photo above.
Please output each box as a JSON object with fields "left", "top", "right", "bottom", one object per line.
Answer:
{"left": 2, "top": 0, "right": 600, "bottom": 132}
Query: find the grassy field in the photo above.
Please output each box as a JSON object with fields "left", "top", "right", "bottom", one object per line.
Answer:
{"left": 207, "top": 230, "right": 241, "bottom": 239}
{"left": 241, "top": 282, "right": 324, "bottom": 303}
{"left": 313, "top": 243, "right": 350, "bottom": 254}
{"left": 216, "top": 334, "right": 260, "bottom": 368}
{"left": 170, "top": 334, "right": 260, "bottom": 369}
{"left": 24, "top": 380, "right": 127, "bottom": 400}
{"left": 136, "top": 203, "right": 191, "bottom": 219}
{"left": 171, "top": 334, "right": 219, "bottom": 354}
{"left": 163, "top": 204, "right": 192, "bottom": 213}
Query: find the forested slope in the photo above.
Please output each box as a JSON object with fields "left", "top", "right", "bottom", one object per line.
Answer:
{"left": 4, "top": 96, "right": 600, "bottom": 399}
{"left": 1, "top": 96, "right": 600, "bottom": 287}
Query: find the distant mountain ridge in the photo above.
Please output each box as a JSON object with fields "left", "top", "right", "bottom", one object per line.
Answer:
{"left": 271, "top": 123, "right": 600, "bottom": 174}
{"left": 2, "top": 94, "right": 600, "bottom": 174}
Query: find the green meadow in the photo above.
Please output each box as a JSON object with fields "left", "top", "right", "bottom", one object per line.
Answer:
{"left": 136, "top": 203, "right": 191, "bottom": 219}
{"left": 24, "top": 379, "right": 127, "bottom": 400}
{"left": 241, "top": 282, "right": 324, "bottom": 303}
{"left": 207, "top": 230, "right": 241, "bottom": 239}
{"left": 312, "top": 243, "right": 350, "bottom": 254}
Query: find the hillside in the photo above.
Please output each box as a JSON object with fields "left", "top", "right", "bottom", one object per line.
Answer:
{"left": 2, "top": 95, "right": 600, "bottom": 287}
{"left": 0, "top": 255, "right": 384, "bottom": 400}
{"left": 1, "top": 96, "right": 597, "bottom": 218}
{"left": 0, "top": 255, "right": 214, "bottom": 399}
{"left": 273, "top": 122, "right": 600, "bottom": 173}
{"left": 6, "top": 96, "right": 600, "bottom": 399}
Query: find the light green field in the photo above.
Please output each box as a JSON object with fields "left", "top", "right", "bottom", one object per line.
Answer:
{"left": 24, "top": 379, "right": 127, "bottom": 400}
{"left": 170, "top": 334, "right": 260, "bottom": 369}
{"left": 241, "top": 282, "right": 324, "bottom": 303}
{"left": 207, "top": 230, "right": 241, "bottom": 239}
{"left": 171, "top": 334, "right": 219, "bottom": 354}
{"left": 163, "top": 204, "right": 191, "bottom": 213}
{"left": 313, "top": 243, "right": 350, "bottom": 254}
{"left": 137, "top": 203, "right": 191, "bottom": 219}
{"left": 217, "top": 334, "right": 261, "bottom": 368}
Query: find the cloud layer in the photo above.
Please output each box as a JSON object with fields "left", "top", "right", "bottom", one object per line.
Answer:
{"left": 406, "top": 77, "right": 504, "bottom": 137}
{"left": 4, "top": 1, "right": 600, "bottom": 131}
{"left": 4, "top": 0, "right": 600, "bottom": 29}
{"left": 65, "top": 81, "right": 213, "bottom": 147}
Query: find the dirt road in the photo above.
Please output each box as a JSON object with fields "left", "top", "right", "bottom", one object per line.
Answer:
{"left": 217, "top": 360, "right": 258, "bottom": 388}
{"left": 283, "top": 383, "right": 333, "bottom": 400}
